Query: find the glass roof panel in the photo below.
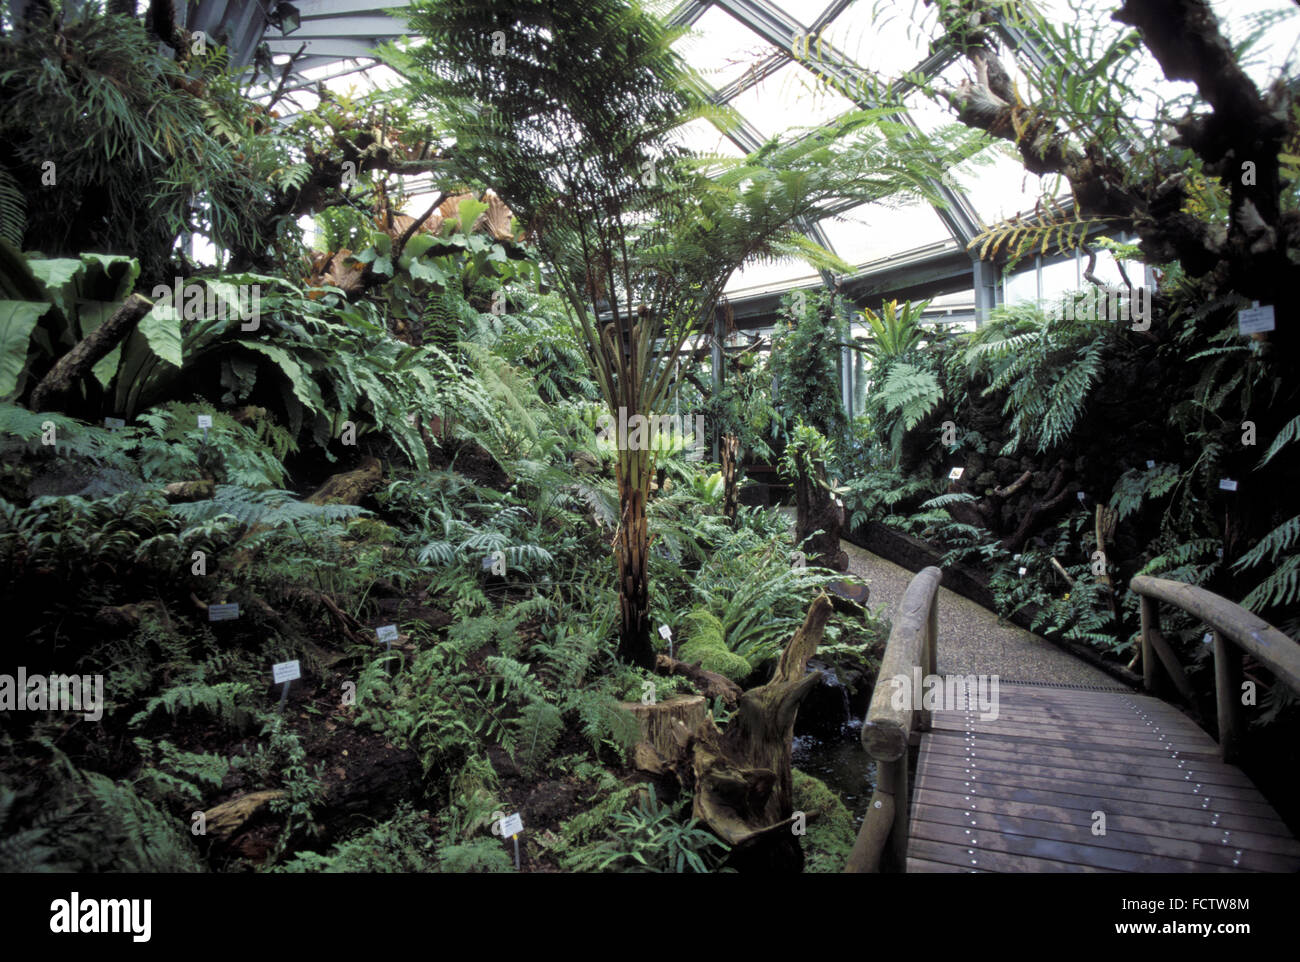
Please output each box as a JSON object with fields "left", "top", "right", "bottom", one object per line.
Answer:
{"left": 727, "top": 59, "right": 858, "bottom": 140}
{"left": 724, "top": 256, "right": 822, "bottom": 296}
{"left": 675, "top": 4, "right": 778, "bottom": 90}
{"left": 819, "top": 0, "right": 942, "bottom": 83}
{"left": 817, "top": 201, "right": 951, "bottom": 267}
{"left": 668, "top": 117, "right": 749, "bottom": 158}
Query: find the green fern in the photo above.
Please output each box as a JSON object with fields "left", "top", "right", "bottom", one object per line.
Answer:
{"left": 1235, "top": 515, "right": 1300, "bottom": 611}
{"left": 169, "top": 485, "right": 371, "bottom": 527}
{"left": 0, "top": 166, "right": 24, "bottom": 248}
{"left": 130, "top": 681, "right": 254, "bottom": 731}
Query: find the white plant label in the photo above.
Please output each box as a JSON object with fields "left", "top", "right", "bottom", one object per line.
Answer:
{"left": 1238, "top": 302, "right": 1275, "bottom": 335}
{"left": 1018, "top": 567, "right": 1027, "bottom": 577}
{"left": 500, "top": 812, "right": 524, "bottom": 838}
{"left": 1146, "top": 460, "right": 1156, "bottom": 469}
{"left": 196, "top": 415, "right": 213, "bottom": 429}
{"left": 948, "top": 467, "right": 964, "bottom": 480}
{"left": 658, "top": 624, "right": 672, "bottom": 641}
{"left": 1077, "top": 491, "right": 1087, "bottom": 503}
{"left": 376, "top": 625, "right": 399, "bottom": 645}
{"left": 272, "top": 660, "right": 301, "bottom": 684}
{"left": 207, "top": 603, "right": 239, "bottom": 621}
{"left": 1218, "top": 479, "right": 1238, "bottom": 491}
{"left": 104, "top": 417, "right": 125, "bottom": 429}
{"left": 1202, "top": 632, "right": 1213, "bottom": 646}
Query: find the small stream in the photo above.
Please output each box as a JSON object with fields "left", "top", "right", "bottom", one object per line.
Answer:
{"left": 793, "top": 718, "right": 877, "bottom": 829}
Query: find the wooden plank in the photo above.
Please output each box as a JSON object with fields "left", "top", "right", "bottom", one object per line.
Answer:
{"left": 908, "top": 836, "right": 1113, "bottom": 872}
{"left": 910, "top": 792, "right": 1300, "bottom": 861}
{"left": 930, "top": 721, "right": 1220, "bottom": 756}
{"left": 916, "top": 756, "right": 1281, "bottom": 818}
{"left": 921, "top": 742, "right": 1268, "bottom": 798}
{"left": 906, "top": 856, "right": 985, "bottom": 873}
{"left": 914, "top": 760, "right": 1294, "bottom": 837}
{"left": 926, "top": 728, "right": 1251, "bottom": 779}
{"left": 911, "top": 800, "right": 1300, "bottom": 871}
{"left": 910, "top": 815, "right": 1238, "bottom": 872}
{"left": 925, "top": 738, "right": 1258, "bottom": 790}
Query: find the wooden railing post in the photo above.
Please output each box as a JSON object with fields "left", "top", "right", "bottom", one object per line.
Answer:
{"left": 1213, "top": 630, "right": 1243, "bottom": 763}
{"left": 1129, "top": 574, "right": 1300, "bottom": 767}
{"left": 1139, "top": 595, "right": 1158, "bottom": 693}
{"left": 883, "top": 755, "right": 909, "bottom": 870}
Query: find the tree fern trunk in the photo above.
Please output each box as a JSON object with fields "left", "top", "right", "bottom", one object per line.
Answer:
{"left": 794, "top": 453, "right": 848, "bottom": 571}
{"left": 721, "top": 433, "right": 740, "bottom": 525}
{"left": 615, "top": 444, "right": 654, "bottom": 668}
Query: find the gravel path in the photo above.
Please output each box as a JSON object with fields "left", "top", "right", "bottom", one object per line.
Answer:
{"left": 840, "top": 540, "right": 1120, "bottom": 688}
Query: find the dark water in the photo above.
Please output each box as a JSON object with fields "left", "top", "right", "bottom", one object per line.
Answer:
{"left": 793, "top": 718, "right": 877, "bottom": 829}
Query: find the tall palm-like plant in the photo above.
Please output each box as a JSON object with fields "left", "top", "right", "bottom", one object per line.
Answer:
{"left": 399, "top": 0, "right": 988, "bottom": 665}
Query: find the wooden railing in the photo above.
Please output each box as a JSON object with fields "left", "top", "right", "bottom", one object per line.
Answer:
{"left": 844, "top": 565, "right": 942, "bottom": 873}
{"left": 1131, "top": 575, "right": 1300, "bottom": 764}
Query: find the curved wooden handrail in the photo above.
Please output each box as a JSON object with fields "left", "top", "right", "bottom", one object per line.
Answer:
{"left": 1130, "top": 574, "right": 1300, "bottom": 763}
{"left": 1130, "top": 576, "right": 1300, "bottom": 691}
{"left": 845, "top": 565, "right": 942, "bottom": 873}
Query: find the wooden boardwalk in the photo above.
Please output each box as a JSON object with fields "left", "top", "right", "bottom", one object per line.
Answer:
{"left": 906, "top": 681, "right": 1300, "bottom": 872}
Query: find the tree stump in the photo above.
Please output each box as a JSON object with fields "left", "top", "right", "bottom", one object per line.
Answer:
{"left": 689, "top": 594, "right": 833, "bottom": 871}
{"left": 622, "top": 694, "right": 707, "bottom": 770}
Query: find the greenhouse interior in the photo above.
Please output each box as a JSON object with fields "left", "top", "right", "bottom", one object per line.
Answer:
{"left": 2, "top": 0, "right": 1300, "bottom": 901}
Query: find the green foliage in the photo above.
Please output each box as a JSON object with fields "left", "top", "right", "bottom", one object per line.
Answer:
{"left": 769, "top": 290, "right": 849, "bottom": 442}
{"left": 560, "top": 785, "right": 729, "bottom": 873}
{"left": 170, "top": 485, "right": 370, "bottom": 528}
{"left": 130, "top": 681, "right": 255, "bottom": 732}
{"left": 1235, "top": 515, "right": 1300, "bottom": 612}
{"left": 963, "top": 300, "right": 1109, "bottom": 456}
{"left": 678, "top": 609, "right": 751, "bottom": 682}
{"left": 133, "top": 740, "right": 232, "bottom": 806}
{"left": 274, "top": 804, "right": 439, "bottom": 873}
{"left": 1108, "top": 463, "right": 1180, "bottom": 521}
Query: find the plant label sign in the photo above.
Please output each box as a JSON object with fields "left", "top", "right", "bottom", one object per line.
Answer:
{"left": 658, "top": 624, "right": 672, "bottom": 641}
{"left": 947, "top": 467, "right": 964, "bottom": 480}
{"left": 1018, "top": 567, "right": 1027, "bottom": 577}
{"left": 1219, "top": 479, "right": 1238, "bottom": 492}
{"left": 1238, "top": 302, "right": 1275, "bottom": 335}
{"left": 273, "top": 660, "right": 301, "bottom": 684}
{"left": 376, "top": 625, "right": 399, "bottom": 647}
{"left": 500, "top": 812, "right": 523, "bottom": 838}
{"left": 1146, "top": 460, "right": 1156, "bottom": 469}
{"left": 196, "top": 415, "right": 213, "bottom": 429}
{"left": 208, "top": 603, "right": 239, "bottom": 622}
{"left": 104, "top": 417, "right": 126, "bottom": 430}
{"left": 1077, "top": 491, "right": 1087, "bottom": 503}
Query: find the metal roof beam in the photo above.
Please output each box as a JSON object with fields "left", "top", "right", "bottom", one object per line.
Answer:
{"left": 288, "top": 15, "right": 408, "bottom": 39}
{"left": 264, "top": 37, "right": 385, "bottom": 59}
